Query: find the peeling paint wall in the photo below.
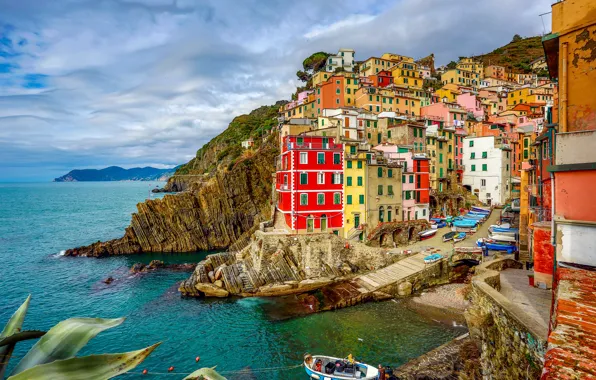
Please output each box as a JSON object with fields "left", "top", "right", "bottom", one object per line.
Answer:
{"left": 532, "top": 222, "right": 554, "bottom": 288}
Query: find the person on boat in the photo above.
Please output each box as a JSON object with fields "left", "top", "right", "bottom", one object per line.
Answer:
{"left": 315, "top": 359, "right": 322, "bottom": 372}
{"left": 378, "top": 364, "right": 386, "bottom": 379}
{"left": 347, "top": 354, "right": 355, "bottom": 365}
{"left": 304, "top": 354, "right": 313, "bottom": 369}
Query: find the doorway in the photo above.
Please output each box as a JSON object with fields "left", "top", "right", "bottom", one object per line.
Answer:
{"left": 320, "top": 214, "right": 327, "bottom": 232}
{"left": 307, "top": 218, "right": 314, "bottom": 233}
{"left": 354, "top": 214, "right": 360, "bottom": 229}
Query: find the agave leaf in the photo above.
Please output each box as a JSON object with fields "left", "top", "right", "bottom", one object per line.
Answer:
{"left": 0, "top": 331, "right": 46, "bottom": 348}
{"left": 7, "top": 342, "right": 160, "bottom": 380}
{"left": 184, "top": 366, "right": 227, "bottom": 380}
{"left": 0, "top": 295, "right": 31, "bottom": 379}
{"left": 11, "top": 317, "right": 125, "bottom": 375}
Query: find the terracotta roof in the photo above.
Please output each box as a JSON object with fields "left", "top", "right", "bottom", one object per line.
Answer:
{"left": 542, "top": 267, "right": 596, "bottom": 379}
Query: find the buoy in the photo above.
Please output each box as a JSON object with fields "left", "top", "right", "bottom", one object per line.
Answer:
{"left": 168, "top": 366, "right": 174, "bottom": 372}
{"left": 142, "top": 369, "right": 148, "bottom": 375}
{"left": 195, "top": 356, "right": 200, "bottom": 362}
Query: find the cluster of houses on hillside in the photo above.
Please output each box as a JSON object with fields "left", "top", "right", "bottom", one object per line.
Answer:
{"left": 262, "top": 48, "right": 556, "bottom": 243}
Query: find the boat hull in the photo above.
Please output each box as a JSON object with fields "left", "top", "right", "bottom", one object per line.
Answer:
{"left": 304, "top": 355, "right": 379, "bottom": 380}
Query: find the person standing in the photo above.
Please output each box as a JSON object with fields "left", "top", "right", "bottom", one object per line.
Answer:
{"left": 378, "top": 364, "right": 386, "bottom": 379}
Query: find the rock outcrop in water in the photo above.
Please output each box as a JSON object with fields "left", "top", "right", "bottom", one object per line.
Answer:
{"left": 179, "top": 231, "right": 396, "bottom": 297}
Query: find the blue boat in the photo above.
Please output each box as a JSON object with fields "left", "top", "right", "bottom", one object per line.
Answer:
{"left": 491, "top": 227, "right": 518, "bottom": 233}
{"left": 454, "top": 220, "right": 477, "bottom": 228}
{"left": 467, "top": 211, "right": 489, "bottom": 217}
{"left": 304, "top": 354, "right": 379, "bottom": 379}
{"left": 471, "top": 206, "right": 491, "bottom": 214}
{"left": 453, "top": 232, "right": 467, "bottom": 243}
{"left": 424, "top": 253, "right": 443, "bottom": 263}
{"left": 463, "top": 214, "right": 485, "bottom": 220}
{"left": 477, "top": 239, "right": 516, "bottom": 254}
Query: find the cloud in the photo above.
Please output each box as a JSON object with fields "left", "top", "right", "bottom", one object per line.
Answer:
{"left": 0, "top": 0, "right": 552, "bottom": 181}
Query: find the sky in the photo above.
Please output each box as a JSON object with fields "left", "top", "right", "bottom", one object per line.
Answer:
{"left": 0, "top": 0, "right": 553, "bottom": 182}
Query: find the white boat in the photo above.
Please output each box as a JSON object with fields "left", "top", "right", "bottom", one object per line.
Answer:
{"left": 304, "top": 354, "right": 379, "bottom": 380}
{"left": 488, "top": 234, "right": 517, "bottom": 243}
{"left": 418, "top": 229, "right": 437, "bottom": 240}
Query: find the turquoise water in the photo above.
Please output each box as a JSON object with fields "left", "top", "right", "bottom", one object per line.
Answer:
{"left": 0, "top": 182, "right": 464, "bottom": 379}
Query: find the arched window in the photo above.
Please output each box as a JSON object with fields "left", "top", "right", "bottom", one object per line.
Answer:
{"left": 379, "top": 206, "right": 385, "bottom": 223}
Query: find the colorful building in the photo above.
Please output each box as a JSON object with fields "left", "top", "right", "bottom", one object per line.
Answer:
{"left": 366, "top": 153, "right": 402, "bottom": 227}
{"left": 456, "top": 58, "right": 484, "bottom": 78}
{"left": 390, "top": 61, "right": 422, "bottom": 89}
{"left": 441, "top": 69, "right": 480, "bottom": 87}
{"left": 325, "top": 48, "right": 356, "bottom": 73}
{"left": 484, "top": 65, "right": 506, "bottom": 80}
{"left": 275, "top": 135, "right": 344, "bottom": 233}
{"left": 343, "top": 140, "right": 369, "bottom": 240}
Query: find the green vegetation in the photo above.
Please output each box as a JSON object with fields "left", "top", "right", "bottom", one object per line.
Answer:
{"left": 174, "top": 103, "right": 281, "bottom": 176}
{"left": 296, "top": 51, "right": 332, "bottom": 87}
{"left": 473, "top": 35, "right": 544, "bottom": 73}
{"left": 1, "top": 296, "right": 225, "bottom": 380}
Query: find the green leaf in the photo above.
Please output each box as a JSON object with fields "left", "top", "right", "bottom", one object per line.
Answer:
{"left": 184, "top": 366, "right": 227, "bottom": 380}
{"left": 11, "top": 317, "right": 125, "bottom": 375}
{"left": 7, "top": 343, "right": 160, "bottom": 380}
{"left": 0, "top": 331, "right": 46, "bottom": 348}
{"left": 0, "top": 295, "right": 31, "bottom": 379}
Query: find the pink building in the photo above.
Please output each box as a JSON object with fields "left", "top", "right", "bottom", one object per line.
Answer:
{"left": 420, "top": 102, "right": 467, "bottom": 128}
{"left": 456, "top": 92, "right": 484, "bottom": 120}
{"left": 454, "top": 129, "right": 467, "bottom": 183}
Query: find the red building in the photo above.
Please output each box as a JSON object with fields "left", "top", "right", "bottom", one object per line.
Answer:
{"left": 413, "top": 155, "right": 430, "bottom": 219}
{"left": 276, "top": 135, "right": 344, "bottom": 233}
{"left": 372, "top": 70, "right": 393, "bottom": 88}
{"left": 454, "top": 128, "right": 467, "bottom": 183}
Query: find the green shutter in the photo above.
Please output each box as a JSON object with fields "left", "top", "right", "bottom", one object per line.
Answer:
{"left": 359, "top": 194, "right": 364, "bottom": 204}
{"left": 357, "top": 176, "right": 363, "bottom": 186}
{"left": 377, "top": 167, "right": 383, "bottom": 177}
{"left": 471, "top": 165, "right": 476, "bottom": 172}
{"left": 378, "top": 185, "right": 383, "bottom": 195}
{"left": 317, "top": 193, "right": 325, "bottom": 204}
{"left": 357, "top": 161, "right": 363, "bottom": 169}
{"left": 388, "top": 169, "right": 393, "bottom": 178}
{"left": 347, "top": 161, "right": 352, "bottom": 169}
{"left": 409, "top": 175, "right": 414, "bottom": 183}
{"left": 347, "top": 195, "right": 353, "bottom": 204}
{"left": 347, "top": 177, "right": 352, "bottom": 186}
{"left": 300, "top": 193, "right": 308, "bottom": 205}
{"left": 482, "top": 164, "right": 487, "bottom": 171}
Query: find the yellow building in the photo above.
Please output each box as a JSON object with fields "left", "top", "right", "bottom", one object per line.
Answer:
{"left": 426, "top": 127, "right": 455, "bottom": 192}
{"left": 507, "top": 87, "right": 552, "bottom": 107}
{"left": 456, "top": 58, "right": 484, "bottom": 78}
{"left": 390, "top": 61, "right": 422, "bottom": 89}
{"left": 343, "top": 141, "right": 369, "bottom": 240}
{"left": 435, "top": 84, "right": 461, "bottom": 103}
{"left": 366, "top": 156, "right": 403, "bottom": 226}
{"left": 381, "top": 53, "right": 414, "bottom": 63}
{"left": 441, "top": 69, "right": 480, "bottom": 87}
{"left": 359, "top": 56, "right": 397, "bottom": 77}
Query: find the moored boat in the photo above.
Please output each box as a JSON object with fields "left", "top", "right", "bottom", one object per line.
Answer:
{"left": 471, "top": 206, "right": 491, "bottom": 214}
{"left": 304, "top": 354, "right": 379, "bottom": 380}
{"left": 418, "top": 229, "right": 437, "bottom": 240}
{"left": 453, "top": 219, "right": 477, "bottom": 228}
{"left": 453, "top": 232, "right": 466, "bottom": 242}
{"left": 443, "top": 231, "right": 456, "bottom": 242}
{"left": 424, "top": 253, "right": 443, "bottom": 264}
{"left": 490, "top": 226, "right": 518, "bottom": 234}
{"left": 488, "top": 233, "right": 516, "bottom": 243}
{"left": 477, "top": 238, "right": 517, "bottom": 253}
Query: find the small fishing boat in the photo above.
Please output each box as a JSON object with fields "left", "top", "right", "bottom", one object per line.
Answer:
{"left": 467, "top": 211, "right": 488, "bottom": 217}
{"left": 453, "top": 219, "right": 477, "bottom": 228}
{"left": 453, "top": 232, "right": 467, "bottom": 243}
{"left": 304, "top": 354, "right": 379, "bottom": 380}
{"left": 490, "top": 226, "right": 518, "bottom": 234}
{"left": 477, "top": 238, "right": 517, "bottom": 253}
{"left": 488, "top": 229, "right": 517, "bottom": 237}
{"left": 488, "top": 233, "right": 517, "bottom": 243}
{"left": 443, "top": 231, "right": 457, "bottom": 242}
{"left": 471, "top": 206, "right": 491, "bottom": 214}
{"left": 424, "top": 253, "right": 443, "bottom": 264}
{"left": 418, "top": 229, "right": 437, "bottom": 240}
{"left": 463, "top": 214, "right": 485, "bottom": 220}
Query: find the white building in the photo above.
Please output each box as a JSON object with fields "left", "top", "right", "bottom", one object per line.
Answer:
{"left": 326, "top": 48, "right": 355, "bottom": 72}
{"left": 462, "top": 136, "right": 511, "bottom": 206}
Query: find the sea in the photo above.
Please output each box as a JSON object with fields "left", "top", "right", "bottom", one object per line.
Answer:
{"left": 0, "top": 182, "right": 465, "bottom": 379}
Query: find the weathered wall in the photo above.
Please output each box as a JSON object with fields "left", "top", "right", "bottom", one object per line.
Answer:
{"left": 532, "top": 222, "right": 554, "bottom": 288}
{"left": 466, "top": 259, "right": 547, "bottom": 379}
{"left": 366, "top": 219, "right": 430, "bottom": 247}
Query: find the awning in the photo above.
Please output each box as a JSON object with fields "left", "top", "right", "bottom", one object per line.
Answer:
{"left": 542, "top": 33, "right": 559, "bottom": 79}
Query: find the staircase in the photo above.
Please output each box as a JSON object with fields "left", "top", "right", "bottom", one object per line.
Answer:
{"left": 347, "top": 227, "right": 362, "bottom": 241}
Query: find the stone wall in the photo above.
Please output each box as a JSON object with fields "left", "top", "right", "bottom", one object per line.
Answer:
{"left": 466, "top": 258, "right": 547, "bottom": 379}
{"left": 366, "top": 220, "right": 430, "bottom": 247}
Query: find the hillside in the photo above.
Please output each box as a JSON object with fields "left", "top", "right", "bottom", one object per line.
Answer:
{"left": 165, "top": 102, "right": 282, "bottom": 191}
{"left": 473, "top": 35, "right": 545, "bottom": 73}
{"left": 54, "top": 166, "right": 176, "bottom": 182}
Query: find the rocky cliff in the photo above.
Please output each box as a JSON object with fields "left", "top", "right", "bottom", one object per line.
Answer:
{"left": 65, "top": 104, "right": 281, "bottom": 257}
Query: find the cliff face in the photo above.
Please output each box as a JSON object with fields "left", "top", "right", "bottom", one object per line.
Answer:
{"left": 66, "top": 133, "right": 278, "bottom": 257}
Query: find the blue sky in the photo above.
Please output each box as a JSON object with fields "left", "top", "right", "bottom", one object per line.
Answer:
{"left": 0, "top": 0, "right": 552, "bottom": 182}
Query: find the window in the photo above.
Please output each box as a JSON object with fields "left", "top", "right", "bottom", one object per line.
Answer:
{"left": 482, "top": 164, "right": 487, "bottom": 171}
{"left": 378, "top": 185, "right": 383, "bottom": 195}
{"left": 423, "top": 209, "right": 426, "bottom": 216}
{"left": 333, "top": 192, "right": 341, "bottom": 205}
{"left": 317, "top": 193, "right": 325, "bottom": 205}
{"left": 359, "top": 194, "right": 364, "bottom": 204}
{"left": 347, "top": 176, "right": 352, "bottom": 186}
{"left": 402, "top": 175, "right": 406, "bottom": 183}
{"left": 388, "top": 130, "right": 391, "bottom": 138}
{"left": 405, "top": 191, "right": 411, "bottom": 200}
{"left": 481, "top": 179, "right": 486, "bottom": 186}
{"left": 347, "top": 161, "right": 352, "bottom": 169}
{"left": 413, "top": 128, "right": 417, "bottom": 138}
{"left": 300, "top": 193, "right": 308, "bottom": 205}
{"left": 300, "top": 152, "right": 307, "bottom": 164}
{"left": 357, "top": 161, "right": 363, "bottom": 169}
{"left": 378, "top": 167, "right": 383, "bottom": 177}
{"left": 317, "top": 172, "right": 325, "bottom": 184}
{"left": 333, "top": 153, "right": 341, "bottom": 165}
{"left": 506, "top": 164, "right": 509, "bottom": 171}
{"left": 469, "top": 140, "right": 474, "bottom": 147}
{"left": 388, "top": 169, "right": 393, "bottom": 178}
{"left": 300, "top": 173, "right": 308, "bottom": 184}
{"left": 471, "top": 165, "right": 476, "bottom": 172}
{"left": 471, "top": 152, "right": 475, "bottom": 159}
{"left": 317, "top": 152, "right": 325, "bottom": 164}
{"left": 409, "top": 175, "right": 414, "bottom": 183}
{"left": 347, "top": 195, "right": 353, "bottom": 204}
{"left": 439, "top": 153, "right": 443, "bottom": 163}
{"left": 482, "top": 151, "right": 487, "bottom": 159}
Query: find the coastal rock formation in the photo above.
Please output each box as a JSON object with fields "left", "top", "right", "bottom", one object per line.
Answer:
{"left": 179, "top": 231, "right": 395, "bottom": 297}
{"left": 65, "top": 141, "right": 277, "bottom": 257}
{"left": 129, "top": 260, "right": 196, "bottom": 273}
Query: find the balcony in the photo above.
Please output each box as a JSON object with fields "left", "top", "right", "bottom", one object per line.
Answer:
{"left": 278, "top": 184, "right": 289, "bottom": 191}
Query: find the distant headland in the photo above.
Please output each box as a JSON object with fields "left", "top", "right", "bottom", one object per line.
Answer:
{"left": 53, "top": 166, "right": 178, "bottom": 182}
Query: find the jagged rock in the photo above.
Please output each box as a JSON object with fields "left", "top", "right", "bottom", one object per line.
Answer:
{"left": 398, "top": 281, "right": 413, "bottom": 296}
{"left": 195, "top": 282, "right": 229, "bottom": 298}
{"left": 208, "top": 271, "right": 215, "bottom": 283}
{"left": 147, "top": 260, "right": 165, "bottom": 269}
{"left": 64, "top": 141, "right": 277, "bottom": 257}
{"left": 130, "top": 263, "right": 146, "bottom": 273}
{"left": 103, "top": 276, "right": 114, "bottom": 284}
{"left": 214, "top": 280, "right": 224, "bottom": 288}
